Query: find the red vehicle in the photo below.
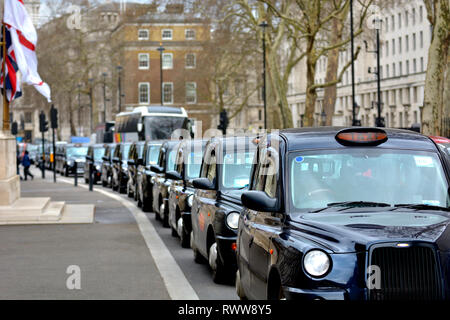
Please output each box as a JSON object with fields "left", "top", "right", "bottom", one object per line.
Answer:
{"left": 430, "top": 136, "right": 450, "bottom": 156}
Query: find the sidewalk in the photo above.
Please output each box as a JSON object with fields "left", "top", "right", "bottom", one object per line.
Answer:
{"left": 0, "top": 170, "right": 170, "bottom": 299}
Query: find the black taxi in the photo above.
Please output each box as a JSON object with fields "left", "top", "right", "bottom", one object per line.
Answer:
{"left": 136, "top": 141, "right": 162, "bottom": 212}
{"left": 101, "top": 143, "right": 116, "bottom": 187}
{"left": 235, "top": 127, "right": 450, "bottom": 300}
{"left": 126, "top": 141, "right": 145, "bottom": 199}
{"left": 167, "top": 139, "right": 207, "bottom": 247}
{"left": 151, "top": 140, "right": 182, "bottom": 226}
{"left": 191, "top": 135, "right": 257, "bottom": 283}
{"left": 84, "top": 144, "right": 106, "bottom": 184}
{"left": 111, "top": 142, "right": 132, "bottom": 193}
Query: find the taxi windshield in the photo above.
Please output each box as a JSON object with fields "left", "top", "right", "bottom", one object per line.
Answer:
{"left": 186, "top": 151, "right": 203, "bottom": 179}
{"left": 67, "top": 147, "right": 88, "bottom": 158}
{"left": 122, "top": 144, "right": 131, "bottom": 161}
{"left": 289, "top": 149, "right": 450, "bottom": 211}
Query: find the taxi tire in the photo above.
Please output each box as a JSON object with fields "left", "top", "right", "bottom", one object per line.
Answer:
{"left": 180, "top": 227, "right": 190, "bottom": 248}
{"left": 209, "top": 242, "right": 227, "bottom": 284}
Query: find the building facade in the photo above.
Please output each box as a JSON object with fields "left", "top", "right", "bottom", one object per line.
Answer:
{"left": 288, "top": 1, "right": 431, "bottom": 130}
{"left": 111, "top": 4, "right": 213, "bottom": 135}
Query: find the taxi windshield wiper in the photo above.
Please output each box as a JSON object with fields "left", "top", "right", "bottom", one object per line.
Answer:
{"left": 311, "top": 201, "right": 391, "bottom": 213}
{"left": 392, "top": 204, "right": 450, "bottom": 212}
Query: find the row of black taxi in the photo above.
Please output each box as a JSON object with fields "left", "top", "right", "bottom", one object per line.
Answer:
{"left": 86, "top": 127, "right": 450, "bottom": 300}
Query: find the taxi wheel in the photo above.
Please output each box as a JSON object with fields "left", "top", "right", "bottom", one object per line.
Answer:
{"left": 178, "top": 218, "right": 190, "bottom": 248}
{"left": 127, "top": 184, "right": 133, "bottom": 198}
{"left": 102, "top": 180, "right": 107, "bottom": 187}
{"left": 209, "top": 242, "right": 227, "bottom": 284}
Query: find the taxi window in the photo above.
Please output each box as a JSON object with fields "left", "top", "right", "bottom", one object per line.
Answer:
{"left": 147, "top": 145, "right": 161, "bottom": 165}
{"left": 207, "top": 152, "right": 217, "bottom": 183}
{"left": 222, "top": 151, "right": 254, "bottom": 189}
{"left": 289, "top": 149, "right": 450, "bottom": 211}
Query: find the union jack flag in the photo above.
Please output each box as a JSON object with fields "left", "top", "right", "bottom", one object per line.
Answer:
{"left": 0, "top": 24, "right": 22, "bottom": 102}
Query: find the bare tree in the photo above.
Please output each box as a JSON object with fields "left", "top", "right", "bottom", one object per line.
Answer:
{"left": 422, "top": 0, "right": 449, "bottom": 136}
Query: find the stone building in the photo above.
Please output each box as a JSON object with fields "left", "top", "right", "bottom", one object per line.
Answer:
{"left": 287, "top": 0, "right": 431, "bottom": 129}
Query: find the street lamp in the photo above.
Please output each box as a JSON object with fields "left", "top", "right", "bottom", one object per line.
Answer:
{"left": 116, "top": 65, "right": 123, "bottom": 113}
{"left": 157, "top": 42, "right": 165, "bottom": 105}
{"left": 350, "top": 0, "right": 359, "bottom": 126}
{"left": 88, "top": 78, "right": 94, "bottom": 134}
{"left": 364, "top": 17, "right": 384, "bottom": 127}
{"left": 259, "top": 21, "right": 268, "bottom": 130}
{"left": 77, "top": 83, "right": 82, "bottom": 135}
{"left": 102, "top": 72, "right": 107, "bottom": 123}
{"left": 321, "top": 110, "right": 327, "bottom": 126}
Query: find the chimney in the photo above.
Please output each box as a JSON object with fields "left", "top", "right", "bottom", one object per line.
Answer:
{"left": 165, "top": 4, "right": 184, "bottom": 14}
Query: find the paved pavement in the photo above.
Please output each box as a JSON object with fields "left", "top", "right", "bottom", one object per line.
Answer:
{"left": 0, "top": 167, "right": 237, "bottom": 300}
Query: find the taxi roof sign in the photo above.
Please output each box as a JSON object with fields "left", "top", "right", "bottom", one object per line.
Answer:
{"left": 336, "top": 128, "right": 388, "bottom": 146}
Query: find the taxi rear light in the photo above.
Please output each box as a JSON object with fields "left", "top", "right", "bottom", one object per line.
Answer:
{"left": 336, "top": 128, "right": 387, "bottom": 146}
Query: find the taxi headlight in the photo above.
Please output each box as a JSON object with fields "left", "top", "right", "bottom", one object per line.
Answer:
{"left": 67, "top": 160, "right": 74, "bottom": 166}
{"left": 95, "top": 165, "right": 101, "bottom": 171}
{"left": 187, "top": 194, "right": 194, "bottom": 208}
{"left": 303, "top": 250, "right": 331, "bottom": 277}
{"left": 226, "top": 211, "right": 240, "bottom": 230}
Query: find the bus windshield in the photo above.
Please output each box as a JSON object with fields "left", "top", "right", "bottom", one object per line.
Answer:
{"left": 144, "top": 116, "right": 187, "bottom": 140}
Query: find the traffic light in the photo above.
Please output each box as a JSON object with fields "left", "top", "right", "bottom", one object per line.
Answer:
{"left": 11, "top": 121, "right": 18, "bottom": 135}
{"left": 217, "top": 109, "right": 228, "bottom": 134}
{"left": 39, "top": 111, "right": 48, "bottom": 133}
{"left": 50, "top": 105, "right": 58, "bottom": 129}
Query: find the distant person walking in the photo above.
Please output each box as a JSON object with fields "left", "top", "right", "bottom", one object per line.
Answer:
{"left": 22, "top": 151, "right": 34, "bottom": 181}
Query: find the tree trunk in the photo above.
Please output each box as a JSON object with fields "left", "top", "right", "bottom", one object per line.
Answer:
{"left": 422, "top": 0, "right": 449, "bottom": 136}
{"left": 323, "top": 18, "right": 344, "bottom": 126}
{"left": 304, "top": 40, "right": 317, "bottom": 127}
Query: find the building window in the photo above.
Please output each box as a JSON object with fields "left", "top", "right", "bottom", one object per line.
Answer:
{"left": 419, "top": 6, "right": 423, "bottom": 22}
{"left": 186, "top": 82, "right": 197, "bottom": 104}
{"left": 405, "top": 10, "right": 409, "bottom": 27}
{"left": 406, "top": 60, "right": 409, "bottom": 74}
{"left": 185, "top": 29, "right": 196, "bottom": 40}
{"left": 24, "top": 112, "right": 32, "bottom": 123}
{"left": 385, "top": 17, "right": 389, "bottom": 32}
{"left": 398, "top": 37, "right": 402, "bottom": 53}
{"left": 413, "top": 58, "right": 417, "bottom": 73}
{"left": 420, "top": 31, "right": 423, "bottom": 48}
{"left": 163, "top": 82, "right": 173, "bottom": 104}
{"left": 398, "top": 13, "right": 402, "bottom": 28}
{"left": 391, "top": 15, "right": 395, "bottom": 31}
{"left": 138, "top": 29, "right": 149, "bottom": 40}
{"left": 162, "top": 29, "right": 173, "bottom": 40}
{"left": 399, "top": 61, "right": 402, "bottom": 76}
{"left": 386, "top": 64, "right": 389, "bottom": 78}
{"left": 420, "top": 57, "right": 424, "bottom": 72}
{"left": 385, "top": 41, "right": 389, "bottom": 56}
{"left": 162, "top": 53, "right": 173, "bottom": 69}
{"left": 413, "top": 33, "right": 416, "bottom": 50}
{"left": 406, "top": 35, "right": 409, "bottom": 51}
{"left": 392, "top": 39, "right": 395, "bottom": 55}
{"left": 234, "top": 79, "right": 243, "bottom": 97}
{"left": 412, "top": 8, "right": 416, "bottom": 25}
{"left": 139, "top": 83, "right": 150, "bottom": 104}
{"left": 138, "top": 53, "right": 149, "bottom": 69}
{"left": 392, "top": 63, "right": 396, "bottom": 77}
{"left": 185, "top": 53, "right": 196, "bottom": 68}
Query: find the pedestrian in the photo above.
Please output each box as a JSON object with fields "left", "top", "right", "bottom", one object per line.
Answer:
{"left": 22, "top": 151, "right": 34, "bottom": 181}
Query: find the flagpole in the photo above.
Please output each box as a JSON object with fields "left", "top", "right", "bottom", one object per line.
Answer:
{"left": 2, "top": 17, "right": 9, "bottom": 131}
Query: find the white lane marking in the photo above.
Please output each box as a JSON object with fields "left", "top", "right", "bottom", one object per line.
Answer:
{"left": 58, "top": 177, "right": 199, "bottom": 300}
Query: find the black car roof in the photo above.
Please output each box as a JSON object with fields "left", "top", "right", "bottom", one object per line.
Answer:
{"left": 277, "top": 127, "right": 438, "bottom": 152}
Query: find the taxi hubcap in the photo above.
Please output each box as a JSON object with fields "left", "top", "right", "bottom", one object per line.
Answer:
{"left": 209, "top": 242, "right": 218, "bottom": 271}
{"left": 177, "top": 218, "right": 183, "bottom": 237}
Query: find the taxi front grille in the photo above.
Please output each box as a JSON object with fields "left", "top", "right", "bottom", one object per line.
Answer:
{"left": 368, "top": 245, "right": 442, "bottom": 300}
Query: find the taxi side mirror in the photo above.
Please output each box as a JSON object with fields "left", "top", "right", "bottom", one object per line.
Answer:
{"left": 193, "top": 178, "right": 215, "bottom": 190}
{"left": 166, "top": 171, "right": 182, "bottom": 181}
{"left": 241, "top": 191, "right": 278, "bottom": 212}
{"left": 150, "top": 165, "right": 163, "bottom": 174}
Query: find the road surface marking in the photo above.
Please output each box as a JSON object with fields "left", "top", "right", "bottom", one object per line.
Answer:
{"left": 58, "top": 177, "right": 199, "bottom": 300}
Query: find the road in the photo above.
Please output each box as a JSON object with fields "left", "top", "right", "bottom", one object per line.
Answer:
{"left": 0, "top": 167, "right": 237, "bottom": 300}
